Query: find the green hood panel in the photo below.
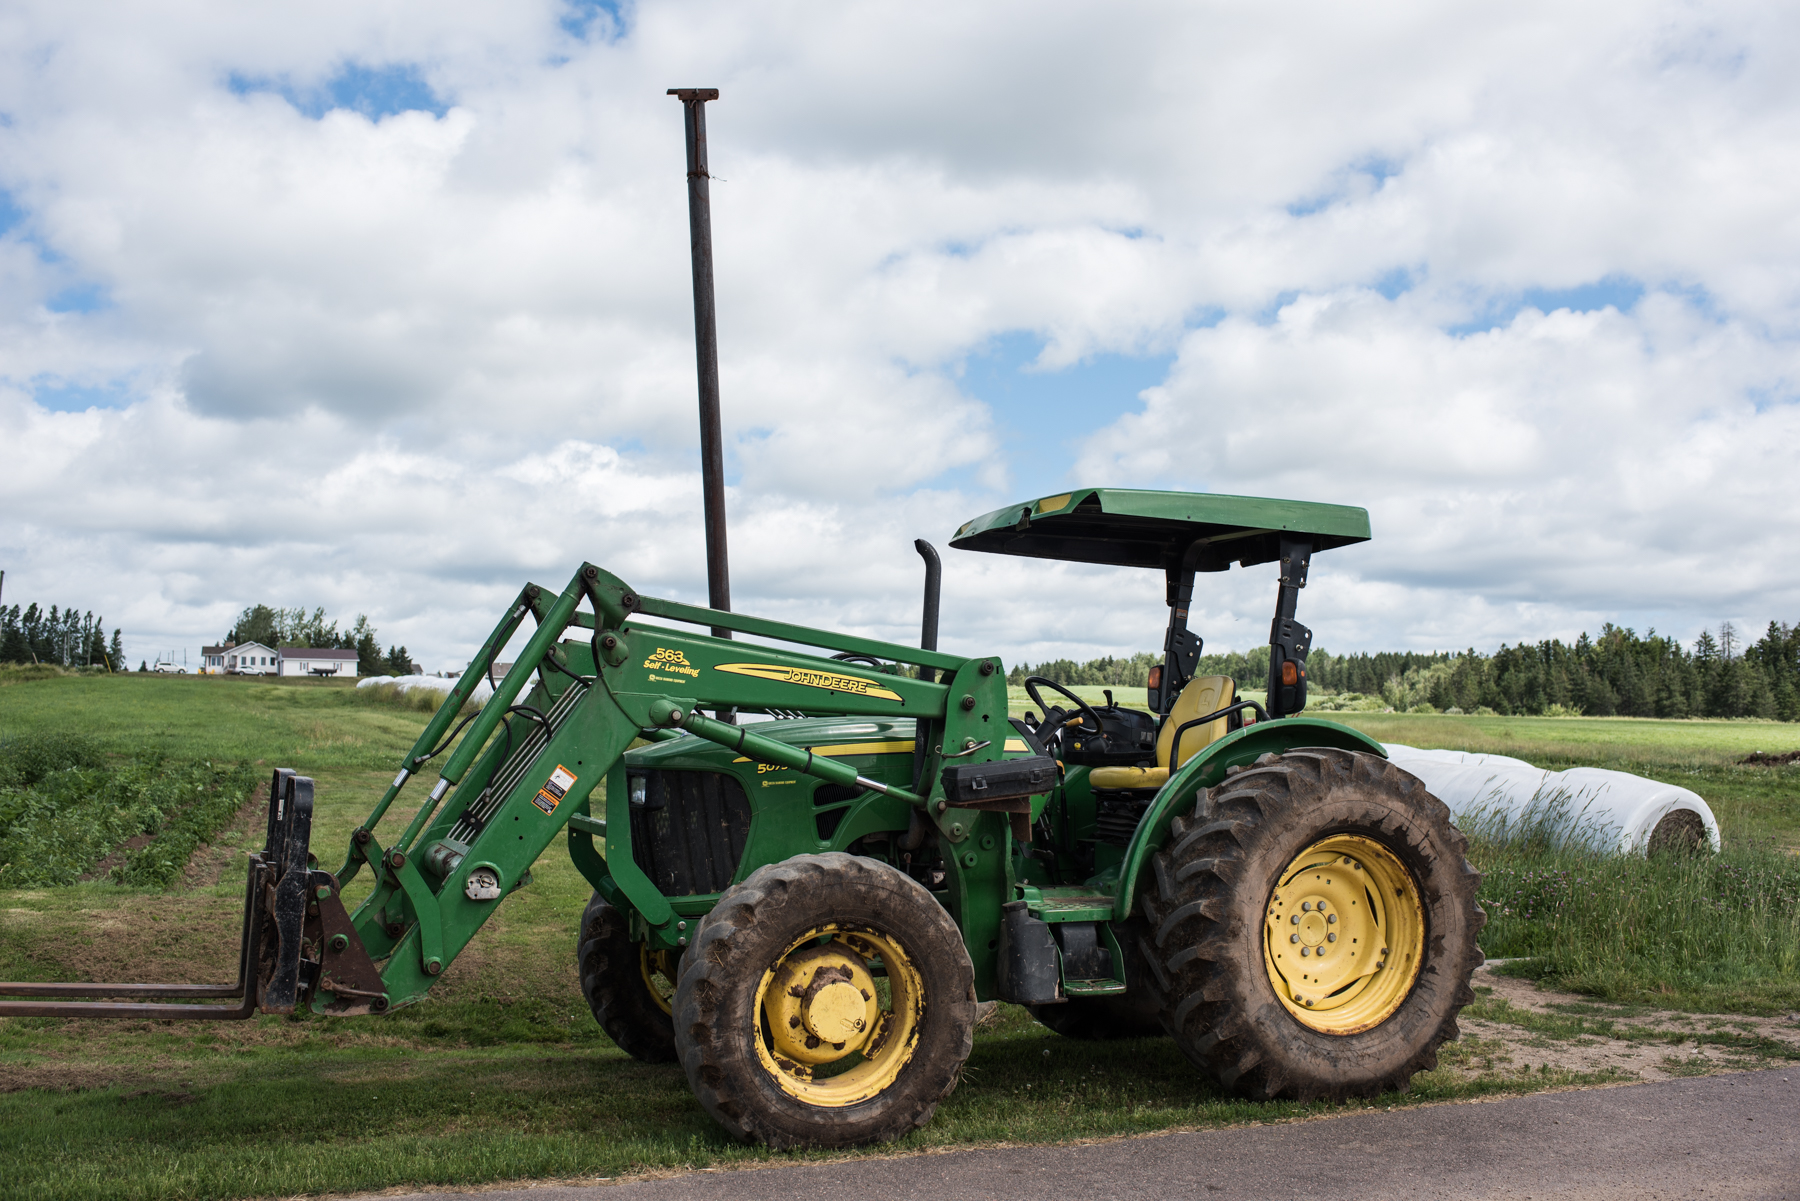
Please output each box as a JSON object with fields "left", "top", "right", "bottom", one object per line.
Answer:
{"left": 950, "top": 488, "right": 1371, "bottom": 571}
{"left": 625, "top": 716, "right": 920, "bottom": 769}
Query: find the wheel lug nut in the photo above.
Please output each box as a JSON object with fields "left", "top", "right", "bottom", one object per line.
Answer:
{"left": 1328, "top": 914, "right": 1337, "bottom": 924}
{"left": 1290, "top": 933, "right": 1300, "bottom": 944}
{"left": 1301, "top": 901, "right": 1312, "bottom": 912}
{"left": 1300, "top": 948, "right": 1309, "bottom": 957}
{"left": 1290, "top": 915, "right": 1300, "bottom": 925}
{"left": 1327, "top": 932, "right": 1337, "bottom": 942}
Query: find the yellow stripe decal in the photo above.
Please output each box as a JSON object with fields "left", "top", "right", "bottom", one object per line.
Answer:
{"left": 734, "top": 739, "right": 914, "bottom": 764}
{"left": 1004, "top": 739, "right": 1029, "bottom": 752}
{"left": 714, "top": 662, "right": 904, "bottom": 702}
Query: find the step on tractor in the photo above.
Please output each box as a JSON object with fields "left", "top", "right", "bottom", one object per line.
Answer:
{"left": 0, "top": 488, "right": 1486, "bottom": 1149}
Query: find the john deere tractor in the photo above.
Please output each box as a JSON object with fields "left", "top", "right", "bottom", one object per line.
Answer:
{"left": 0, "top": 487, "right": 1484, "bottom": 1149}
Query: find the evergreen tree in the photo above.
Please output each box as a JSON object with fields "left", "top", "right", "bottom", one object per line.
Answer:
{"left": 108, "top": 628, "right": 124, "bottom": 671}
{"left": 352, "top": 616, "right": 384, "bottom": 676}
{"left": 0, "top": 605, "right": 23, "bottom": 663}
{"left": 85, "top": 615, "right": 107, "bottom": 668}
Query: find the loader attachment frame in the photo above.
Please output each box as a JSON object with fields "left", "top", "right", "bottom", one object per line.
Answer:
{"left": 0, "top": 769, "right": 383, "bottom": 1020}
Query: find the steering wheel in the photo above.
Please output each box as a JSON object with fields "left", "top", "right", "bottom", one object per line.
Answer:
{"left": 1023, "top": 676, "right": 1107, "bottom": 748}
{"left": 831, "top": 652, "right": 884, "bottom": 668}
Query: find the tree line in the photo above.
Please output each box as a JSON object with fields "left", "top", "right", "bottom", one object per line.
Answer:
{"left": 1, "top": 604, "right": 124, "bottom": 670}
{"left": 224, "top": 604, "right": 416, "bottom": 676}
{"left": 1006, "top": 620, "right": 1800, "bottom": 721}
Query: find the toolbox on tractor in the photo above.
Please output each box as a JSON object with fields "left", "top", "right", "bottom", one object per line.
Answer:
{"left": 0, "top": 486, "right": 1484, "bottom": 1150}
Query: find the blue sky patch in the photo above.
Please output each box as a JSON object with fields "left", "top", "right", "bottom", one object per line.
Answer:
{"left": 958, "top": 331, "right": 1175, "bottom": 496}
{"left": 1521, "top": 276, "right": 1645, "bottom": 315}
{"left": 1449, "top": 275, "right": 1647, "bottom": 335}
{"left": 562, "top": 0, "right": 629, "bottom": 40}
{"left": 1287, "top": 155, "right": 1406, "bottom": 217}
{"left": 46, "top": 282, "right": 111, "bottom": 314}
{"left": 229, "top": 62, "right": 448, "bottom": 120}
{"left": 32, "top": 378, "right": 134, "bottom": 412}
{"left": 0, "top": 189, "right": 24, "bottom": 237}
{"left": 1374, "top": 267, "right": 1414, "bottom": 300}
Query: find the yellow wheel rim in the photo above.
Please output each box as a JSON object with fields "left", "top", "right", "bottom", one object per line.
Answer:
{"left": 752, "top": 924, "right": 924, "bottom": 1108}
{"left": 1263, "top": 834, "right": 1424, "bottom": 1034}
{"left": 640, "top": 944, "right": 676, "bottom": 1017}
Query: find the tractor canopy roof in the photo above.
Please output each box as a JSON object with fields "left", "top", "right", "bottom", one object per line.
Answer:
{"left": 949, "top": 488, "right": 1370, "bottom": 572}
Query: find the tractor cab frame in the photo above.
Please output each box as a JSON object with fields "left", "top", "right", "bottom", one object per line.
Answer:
{"left": 949, "top": 487, "right": 1371, "bottom": 720}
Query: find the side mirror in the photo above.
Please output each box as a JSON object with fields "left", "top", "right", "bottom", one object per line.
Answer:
{"left": 1268, "top": 618, "right": 1312, "bottom": 717}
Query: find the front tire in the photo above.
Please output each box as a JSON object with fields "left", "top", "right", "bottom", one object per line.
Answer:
{"left": 578, "top": 893, "right": 679, "bottom": 1063}
{"left": 1141, "top": 748, "right": 1484, "bottom": 1101}
{"left": 673, "top": 853, "right": 977, "bottom": 1148}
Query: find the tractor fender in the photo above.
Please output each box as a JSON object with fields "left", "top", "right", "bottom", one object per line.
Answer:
{"left": 1112, "top": 717, "right": 1387, "bottom": 922}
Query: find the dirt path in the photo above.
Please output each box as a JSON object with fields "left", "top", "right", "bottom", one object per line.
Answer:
{"left": 1445, "top": 961, "right": 1800, "bottom": 1085}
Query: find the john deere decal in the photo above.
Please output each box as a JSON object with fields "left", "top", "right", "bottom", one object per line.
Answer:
{"left": 714, "top": 662, "right": 904, "bottom": 702}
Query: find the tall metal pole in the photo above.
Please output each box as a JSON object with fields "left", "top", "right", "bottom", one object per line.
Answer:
{"left": 668, "top": 88, "right": 732, "bottom": 641}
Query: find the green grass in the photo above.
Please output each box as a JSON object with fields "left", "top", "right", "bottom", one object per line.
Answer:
{"left": 0, "top": 1001, "right": 1631, "bottom": 1201}
{"left": 1, "top": 674, "right": 1798, "bottom": 1198}
{"left": 1471, "top": 843, "right": 1800, "bottom": 1013}
{"left": 0, "top": 671, "right": 431, "bottom": 770}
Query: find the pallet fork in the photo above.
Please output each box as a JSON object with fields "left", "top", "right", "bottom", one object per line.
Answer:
{"left": 0, "top": 769, "right": 386, "bottom": 1020}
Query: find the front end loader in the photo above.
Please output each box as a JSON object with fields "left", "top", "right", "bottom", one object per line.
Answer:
{"left": 0, "top": 487, "right": 1485, "bottom": 1149}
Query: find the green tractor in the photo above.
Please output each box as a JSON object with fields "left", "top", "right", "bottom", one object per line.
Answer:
{"left": 0, "top": 487, "right": 1484, "bottom": 1149}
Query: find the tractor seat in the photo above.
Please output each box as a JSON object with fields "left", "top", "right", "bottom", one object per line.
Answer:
{"left": 1088, "top": 675, "right": 1236, "bottom": 790}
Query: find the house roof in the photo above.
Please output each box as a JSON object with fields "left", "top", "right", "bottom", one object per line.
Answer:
{"left": 209, "top": 641, "right": 276, "bottom": 656}
{"left": 279, "top": 646, "right": 357, "bottom": 659}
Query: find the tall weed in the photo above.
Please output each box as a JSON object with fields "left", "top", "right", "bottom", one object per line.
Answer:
{"left": 1472, "top": 826, "right": 1800, "bottom": 1011}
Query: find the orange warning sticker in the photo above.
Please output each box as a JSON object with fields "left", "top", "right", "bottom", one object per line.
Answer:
{"left": 533, "top": 765, "right": 577, "bottom": 815}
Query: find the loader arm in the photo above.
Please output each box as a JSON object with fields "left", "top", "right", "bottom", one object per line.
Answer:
{"left": 0, "top": 562, "right": 1028, "bottom": 1019}
{"left": 334, "top": 563, "right": 1020, "bottom": 1012}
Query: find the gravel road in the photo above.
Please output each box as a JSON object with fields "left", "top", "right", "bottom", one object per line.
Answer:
{"left": 353, "top": 1067, "right": 1798, "bottom": 1201}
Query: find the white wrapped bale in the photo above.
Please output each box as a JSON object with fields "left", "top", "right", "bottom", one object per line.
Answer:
{"left": 1382, "top": 744, "right": 1720, "bottom": 856}
{"left": 355, "top": 673, "right": 495, "bottom": 704}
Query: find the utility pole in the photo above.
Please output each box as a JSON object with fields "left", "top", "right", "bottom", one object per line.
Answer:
{"left": 668, "top": 88, "right": 732, "bottom": 641}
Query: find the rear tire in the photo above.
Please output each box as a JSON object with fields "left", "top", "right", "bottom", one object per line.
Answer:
{"left": 673, "top": 852, "right": 976, "bottom": 1148}
{"left": 578, "top": 893, "right": 678, "bottom": 1064}
{"left": 1141, "top": 748, "right": 1484, "bottom": 1101}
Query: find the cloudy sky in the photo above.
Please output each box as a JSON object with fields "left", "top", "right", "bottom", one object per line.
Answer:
{"left": 3, "top": 0, "right": 1797, "bottom": 672}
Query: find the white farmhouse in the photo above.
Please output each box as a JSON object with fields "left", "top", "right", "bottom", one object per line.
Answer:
{"left": 200, "top": 641, "right": 279, "bottom": 674}
{"left": 279, "top": 647, "right": 358, "bottom": 677}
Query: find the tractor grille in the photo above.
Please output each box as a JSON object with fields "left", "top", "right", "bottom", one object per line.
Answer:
{"left": 629, "top": 770, "right": 753, "bottom": 896}
{"left": 1093, "top": 793, "right": 1153, "bottom": 847}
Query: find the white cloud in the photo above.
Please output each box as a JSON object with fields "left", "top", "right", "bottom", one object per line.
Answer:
{"left": 2, "top": 0, "right": 1799, "bottom": 672}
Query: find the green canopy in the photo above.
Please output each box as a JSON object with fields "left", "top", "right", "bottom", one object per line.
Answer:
{"left": 949, "top": 488, "right": 1370, "bottom": 572}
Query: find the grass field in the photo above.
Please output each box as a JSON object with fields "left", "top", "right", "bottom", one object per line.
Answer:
{"left": 1, "top": 673, "right": 1797, "bottom": 1200}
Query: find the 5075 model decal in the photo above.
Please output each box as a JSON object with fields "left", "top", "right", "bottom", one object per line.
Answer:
{"left": 713, "top": 662, "right": 904, "bottom": 702}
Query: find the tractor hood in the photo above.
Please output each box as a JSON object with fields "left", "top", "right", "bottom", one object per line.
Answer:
{"left": 949, "top": 488, "right": 1370, "bottom": 572}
